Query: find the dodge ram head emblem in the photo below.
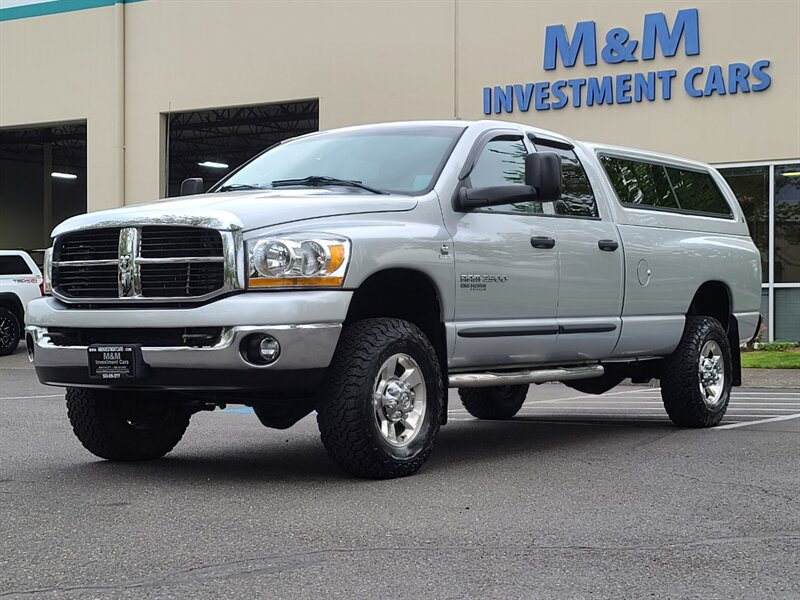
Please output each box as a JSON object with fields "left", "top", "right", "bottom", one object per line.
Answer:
{"left": 117, "top": 227, "right": 141, "bottom": 297}
{"left": 119, "top": 253, "right": 133, "bottom": 296}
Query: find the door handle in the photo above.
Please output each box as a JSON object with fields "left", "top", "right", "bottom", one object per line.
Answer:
{"left": 531, "top": 236, "right": 556, "bottom": 249}
{"left": 598, "top": 239, "right": 619, "bottom": 251}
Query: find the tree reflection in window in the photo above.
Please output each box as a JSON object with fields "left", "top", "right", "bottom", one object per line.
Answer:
{"left": 534, "top": 145, "right": 599, "bottom": 218}
{"left": 600, "top": 156, "right": 677, "bottom": 209}
{"left": 719, "top": 166, "right": 769, "bottom": 282}
{"left": 470, "top": 137, "right": 543, "bottom": 215}
{"left": 774, "top": 164, "right": 800, "bottom": 282}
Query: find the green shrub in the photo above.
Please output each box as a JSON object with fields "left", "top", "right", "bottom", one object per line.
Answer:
{"left": 756, "top": 341, "right": 798, "bottom": 352}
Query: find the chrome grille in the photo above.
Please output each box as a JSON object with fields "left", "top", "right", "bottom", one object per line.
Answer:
{"left": 52, "top": 225, "right": 230, "bottom": 302}
{"left": 56, "top": 228, "right": 120, "bottom": 262}
{"left": 141, "top": 226, "right": 223, "bottom": 258}
{"left": 53, "top": 264, "right": 119, "bottom": 298}
{"left": 140, "top": 263, "right": 225, "bottom": 297}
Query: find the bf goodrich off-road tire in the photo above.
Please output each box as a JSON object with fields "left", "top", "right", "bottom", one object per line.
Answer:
{"left": 661, "top": 316, "right": 733, "bottom": 427}
{"left": 66, "top": 388, "right": 191, "bottom": 460}
{"left": 458, "top": 384, "right": 529, "bottom": 420}
{"left": 317, "top": 318, "right": 443, "bottom": 479}
{"left": 0, "top": 307, "right": 21, "bottom": 357}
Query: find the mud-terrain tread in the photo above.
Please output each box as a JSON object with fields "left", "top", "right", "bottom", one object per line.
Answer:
{"left": 0, "top": 307, "right": 21, "bottom": 356}
{"left": 458, "top": 385, "right": 528, "bottom": 420}
{"left": 316, "top": 318, "right": 442, "bottom": 479}
{"left": 661, "top": 316, "right": 732, "bottom": 428}
{"left": 66, "top": 387, "right": 190, "bottom": 461}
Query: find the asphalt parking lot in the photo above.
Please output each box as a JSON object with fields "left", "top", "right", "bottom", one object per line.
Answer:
{"left": 1, "top": 345, "right": 798, "bottom": 599}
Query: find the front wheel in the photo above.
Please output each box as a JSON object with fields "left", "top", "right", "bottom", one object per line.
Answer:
{"left": 316, "top": 318, "right": 443, "bottom": 479}
{"left": 661, "top": 316, "right": 732, "bottom": 427}
{"left": 66, "top": 388, "right": 191, "bottom": 460}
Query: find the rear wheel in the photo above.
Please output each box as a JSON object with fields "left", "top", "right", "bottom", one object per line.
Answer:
{"left": 317, "top": 318, "right": 443, "bottom": 479}
{"left": 66, "top": 387, "right": 191, "bottom": 460}
{"left": 661, "top": 316, "right": 732, "bottom": 427}
{"left": 458, "top": 384, "right": 529, "bottom": 420}
{"left": 0, "top": 307, "right": 21, "bottom": 356}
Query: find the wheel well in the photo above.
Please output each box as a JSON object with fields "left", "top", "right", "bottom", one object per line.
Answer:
{"left": 346, "top": 269, "right": 446, "bottom": 371}
{"left": 0, "top": 293, "right": 24, "bottom": 325}
{"left": 687, "top": 281, "right": 731, "bottom": 329}
{"left": 687, "top": 281, "right": 741, "bottom": 386}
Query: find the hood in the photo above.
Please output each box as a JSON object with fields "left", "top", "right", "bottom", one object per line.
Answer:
{"left": 51, "top": 189, "right": 418, "bottom": 237}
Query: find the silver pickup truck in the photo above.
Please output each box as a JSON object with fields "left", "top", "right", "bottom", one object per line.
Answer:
{"left": 26, "top": 120, "right": 762, "bottom": 478}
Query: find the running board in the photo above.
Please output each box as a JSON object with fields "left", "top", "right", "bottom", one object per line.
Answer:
{"left": 448, "top": 365, "right": 604, "bottom": 388}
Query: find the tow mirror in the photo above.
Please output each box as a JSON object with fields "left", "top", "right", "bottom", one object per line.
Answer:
{"left": 180, "top": 178, "right": 204, "bottom": 196}
{"left": 525, "top": 152, "right": 561, "bottom": 202}
{"left": 455, "top": 184, "right": 537, "bottom": 211}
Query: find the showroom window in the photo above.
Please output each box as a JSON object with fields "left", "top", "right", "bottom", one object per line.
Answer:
{"left": 718, "top": 166, "right": 769, "bottom": 282}
{"left": 0, "top": 122, "right": 87, "bottom": 258}
{"left": 719, "top": 161, "right": 800, "bottom": 342}
{"left": 164, "top": 99, "right": 319, "bottom": 197}
{"left": 774, "top": 164, "right": 800, "bottom": 284}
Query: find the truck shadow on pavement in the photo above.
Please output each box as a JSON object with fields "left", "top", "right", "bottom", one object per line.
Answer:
{"left": 54, "top": 415, "right": 679, "bottom": 484}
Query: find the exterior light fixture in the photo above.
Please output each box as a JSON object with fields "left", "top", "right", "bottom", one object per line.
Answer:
{"left": 197, "top": 161, "right": 229, "bottom": 169}
{"left": 51, "top": 172, "right": 77, "bottom": 180}
{"left": 780, "top": 172, "right": 800, "bottom": 177}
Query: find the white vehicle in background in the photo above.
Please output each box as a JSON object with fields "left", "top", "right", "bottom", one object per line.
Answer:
{"left": 0, "top": 251, "right": 43, "bottom": 356}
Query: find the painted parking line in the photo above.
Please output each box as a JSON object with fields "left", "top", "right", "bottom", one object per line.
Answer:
{"left": 448, "top": 385, "right": 800, "bottom": 426}
{"left": 566, "top": 403, "right": 800, "bottom": 408}
{"left": 450, "top": 401, "right": 800, "bottom": 410}
{"left": 713, "top": 413, "right": 800, "bottom": 430}
{"left": 0, "top": 394, "right": 63, "bottom": 400}
{"left": 518, "top": 405, "right": 800, "bottom": 410}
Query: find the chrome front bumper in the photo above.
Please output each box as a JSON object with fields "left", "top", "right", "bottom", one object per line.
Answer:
{"left": 25, "top": 292, "right": 351, "bottom": 391}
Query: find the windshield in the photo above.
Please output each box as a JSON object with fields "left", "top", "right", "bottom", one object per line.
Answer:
{"left": 213, "top": 124, "right": 466, "bottom": 195}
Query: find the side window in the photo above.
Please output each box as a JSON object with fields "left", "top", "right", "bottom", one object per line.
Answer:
{"left": 600, "top": 155, "right": 678, "bottom": 209}
{"left": 601, "top": 155, "right": 734, "bottom": 218}
{"left": 0, "top": 255, "right": 32, "bottom": 275}
{"left": 535, "top": 144, "right": 598, "bottom": 217}
{"left": 665, "top": 167, "right": 732, "bottom": 216}
{"left": 469, "top": 136, "right": 543, "bottom": 215}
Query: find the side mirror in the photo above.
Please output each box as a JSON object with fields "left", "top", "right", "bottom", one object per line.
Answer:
{"left": 180, "top": 178, "right": 204, "bottom": 196}
{"left": 455, "top": 184, "right": 537, "bottom": 211}
{"left": 525, "top": 152, "right": 561, "bottom": 202}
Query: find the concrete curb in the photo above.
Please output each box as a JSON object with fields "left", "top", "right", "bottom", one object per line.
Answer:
{"left": 741, "top": 368, "right": 799, "bottom": 389}
{"left": 618, "top": 368, "right": 798, "bottom": 389}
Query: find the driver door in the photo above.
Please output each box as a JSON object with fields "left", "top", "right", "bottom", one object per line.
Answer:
{"left": 449, "top": 133, "right": 560, "bottom": 370}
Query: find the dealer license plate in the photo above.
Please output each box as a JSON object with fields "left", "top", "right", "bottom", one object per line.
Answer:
{"left": 87, "top": 345, "right": 142, "bottom": 380}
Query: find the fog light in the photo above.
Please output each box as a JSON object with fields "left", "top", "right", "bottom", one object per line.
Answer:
{"left": 241, "top": 334, "right": 281, "bottom": 366}
{"left": 258, "top": 336, "right": 281, "bottom": 362}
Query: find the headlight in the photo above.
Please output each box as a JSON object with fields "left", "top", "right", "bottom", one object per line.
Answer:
{"left": 43, "top": 247, "right": 53, "bottom": 295}
{"left": 246, "top": 234, "right": 350, "bottom": 288}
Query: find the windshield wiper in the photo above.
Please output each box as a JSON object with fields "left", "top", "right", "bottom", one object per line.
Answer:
{"left": 217, "top": 183, "right": 265, "bottom": 192}
{"left": 270, "top": 176, "right": 388, "bottom": 195}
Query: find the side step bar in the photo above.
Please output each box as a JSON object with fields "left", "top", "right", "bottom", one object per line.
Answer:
{"left": 448, "top": 365, "right": 604, "bottom": 388}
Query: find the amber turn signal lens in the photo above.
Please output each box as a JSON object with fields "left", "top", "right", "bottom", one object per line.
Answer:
{"left": 248, "top": 276, "right": 345, "bottom": 288}
{"left": 327, "top": 244, "right": 346, "bottom": 273}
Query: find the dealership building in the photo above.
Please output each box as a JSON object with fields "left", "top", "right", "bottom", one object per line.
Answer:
{"left": 0, "top": 0, "right": 798, "bottom": 340}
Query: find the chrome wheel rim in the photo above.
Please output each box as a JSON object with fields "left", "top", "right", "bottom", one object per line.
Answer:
{"left": 372, "top": 353, "right": 426, "bottom": 447}
{"left": 0, "top": 316, "right": 16, "bottom": 349}
{"left": 698, "top": 340, "right": 725, "bottom": 408}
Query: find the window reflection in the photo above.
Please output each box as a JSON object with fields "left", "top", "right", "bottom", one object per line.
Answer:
{"left": 471, "top": 137, "right": 543, "bottom": 215}
{"left": 719, "top": 166, "right": 769, "bottom": 283}
{"left": 774, "top": 164, "right": 800, "bottom": 283}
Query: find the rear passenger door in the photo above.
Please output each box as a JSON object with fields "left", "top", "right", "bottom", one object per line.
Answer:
{"left": 531, "top": 138, "right": 624, "bottom": 361}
